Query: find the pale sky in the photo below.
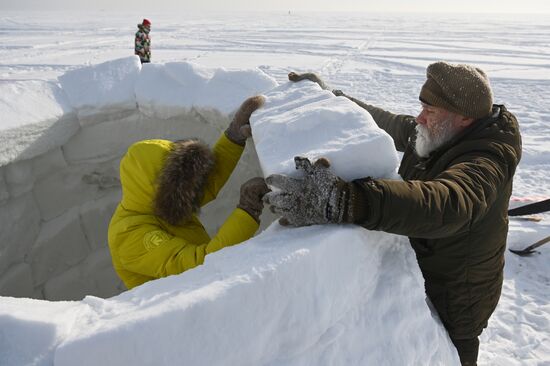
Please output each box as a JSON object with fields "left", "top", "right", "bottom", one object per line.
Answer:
{"left": 1, "top": 0, "right": 550, "bottom": 13}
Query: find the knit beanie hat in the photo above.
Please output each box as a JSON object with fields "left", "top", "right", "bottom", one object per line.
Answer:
{"left": 142, "top": 18, "right": 151, "bottom": 27}
{"left": 419, "top": 61, "right": 493, "bottom": 119}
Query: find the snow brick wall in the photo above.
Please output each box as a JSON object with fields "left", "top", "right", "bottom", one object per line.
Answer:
{"left": 0, "top": 56, "right": 277, "bottom": 300}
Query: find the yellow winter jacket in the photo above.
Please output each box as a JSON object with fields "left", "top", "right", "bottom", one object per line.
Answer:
{"left": 108, "top": 134, "right": 259, "bottom": 289}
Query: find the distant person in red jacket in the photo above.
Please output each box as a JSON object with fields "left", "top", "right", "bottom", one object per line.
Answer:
{"left": 135, "top": 18, "right": 151, "bottom": 64}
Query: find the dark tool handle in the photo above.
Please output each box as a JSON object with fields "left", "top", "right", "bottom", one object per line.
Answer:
{"left": 509, "top": 235, "right": 550, "bottom": 256}
{"left": 508, "top": 198, "right": 550, "bottom": 216}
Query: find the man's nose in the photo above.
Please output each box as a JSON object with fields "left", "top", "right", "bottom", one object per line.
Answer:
{"left": 416, "top": 111, "right": 427, "bottom": 125}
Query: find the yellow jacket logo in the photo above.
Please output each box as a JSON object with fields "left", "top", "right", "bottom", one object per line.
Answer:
{"left": 143, "top": 230, "right": 172, "bottom": 251}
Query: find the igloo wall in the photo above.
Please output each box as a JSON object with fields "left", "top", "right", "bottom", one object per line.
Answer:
{"left": 0, "top": 56, "right": 277, "bottom": 300}
{"left": 0, "top": 106, "right": 273, "bottom": 301}
{"left": 0, "top": 57, "right": 462, "bottom": 366}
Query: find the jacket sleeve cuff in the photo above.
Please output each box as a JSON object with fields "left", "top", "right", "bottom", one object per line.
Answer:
{"left": 206, "top": 208, "right": 259, "bottom": 254}
{"left": 348, "top": 181, "right": 370, "bottom": 223}
{"left": 216, "top": 132, "right": 246, "bottom": 155}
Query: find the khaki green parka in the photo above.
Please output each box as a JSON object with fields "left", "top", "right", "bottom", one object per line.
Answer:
{"left": 108, "top": 134, "right": 259, "bottom": 289}
{"left": 351, "top": 101, "right": 521, "bottom": 339}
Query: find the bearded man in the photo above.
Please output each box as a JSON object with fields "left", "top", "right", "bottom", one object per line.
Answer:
{"left": 266, "top": 63, "right": 522, "bottom": 366}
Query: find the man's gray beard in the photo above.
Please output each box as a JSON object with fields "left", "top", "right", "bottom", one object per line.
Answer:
{"left": 414, "top": 118, "right": 460, "bottom": 158}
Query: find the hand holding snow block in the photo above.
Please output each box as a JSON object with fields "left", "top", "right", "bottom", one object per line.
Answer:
{"left": 58, "top": 56, "right": 141, "bottom": 118}
{"left": 250, "top": 81, "right": 399, "bottom": 181}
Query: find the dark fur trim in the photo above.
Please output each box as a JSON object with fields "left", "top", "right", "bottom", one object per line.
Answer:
{"left": 154, "top": 139, "right": 215, "bottom": 226}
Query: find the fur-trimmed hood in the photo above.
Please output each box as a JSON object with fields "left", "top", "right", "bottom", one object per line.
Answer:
{"left": 119, "top": 139, "right": 214, "bottom": 225}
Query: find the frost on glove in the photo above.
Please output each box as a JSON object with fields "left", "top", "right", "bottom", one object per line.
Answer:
{"left": 264, "top": 156, "right": 366, "bottom": 227}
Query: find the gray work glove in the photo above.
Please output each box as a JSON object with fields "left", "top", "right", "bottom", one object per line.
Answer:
{"left": 288, "top": 72, "right": 330, "bottom": 90}
{"left": 238, "top": 177, "right": 270, "bottom": 223}
{"left": 264, "top": 156, "right": 351, "bottom": 227}
{"left": 225, "top": 95, "right": 265, "bottom": 146}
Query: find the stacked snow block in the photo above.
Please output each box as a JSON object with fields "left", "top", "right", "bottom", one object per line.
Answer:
{"left": 0, "top": 56, "right": 276, "bottom": 301}
{"left": 0, "top": 144, "right": 123, "bottom": 300}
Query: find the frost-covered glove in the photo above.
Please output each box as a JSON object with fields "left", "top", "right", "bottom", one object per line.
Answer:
{"left": 264, "top": 156, "right": 354, "bottom": 227}
{"left": 225, "top": 95, "right": 265, "bottom": 146}
{"left": 288, "top": 72, "right": 330, "bottom": 91}
{"left": 238, "top": 177, "right": 270, "bottom": 223}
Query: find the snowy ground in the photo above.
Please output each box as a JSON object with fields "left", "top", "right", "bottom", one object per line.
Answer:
{"left": 1, "top": 10, "right": 549, "bottom": 365}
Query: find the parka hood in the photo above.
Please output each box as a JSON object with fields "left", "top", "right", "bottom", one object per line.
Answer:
{"left": 119, "top": 139, "right": 214, "bottom": 225}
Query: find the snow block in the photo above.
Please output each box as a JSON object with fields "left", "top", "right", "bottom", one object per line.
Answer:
{"left": 135, "top": 63, "right": 198, "bottom": 119}
{"left": 0, "top": 80, "right": 78, "bottom": 167}
{"left": 135, "top": 61, "right": 277, "bottom": 119}
{"left": 44, "top": 265, "right": 94, "bottom": 301}
{"left": 58, "top": 56, "right": 141, "bottom": 121}
{"left": 54, "top": 225, "right": 459, "bottom": 365}
{"left": 30, "top": 208, "right": 90, "bottom": 286}
{"left": 61, "top": 109, "right": 227, "bottom": 164}
{"left": 251, "top": 81, "right": 400, "bottom": 181}
{"left": 43, "top": 249, "right": 121, "bottom": 301}
{"left": 80, "top": 248, "right": 124, "bottom": 298}
{"left": 79, "top": 190, "right": 121, "bottom": 250}
{"left": 31, "top": 147, "right": 68, "bottom": 181}
{"left": 33, "top": 162, "right": 114, "bottom": 221}
{"left": 200, "top": 67, "right": 278, "bottom": 114}
{"left": 0, "top": 297, "right": 81, "bottom": 366}
{"left": 0, "top": 263, "right": 34, "bottom": 298}
{"left": 0, "top": 193, "right": 41, "bottom": 274}
{"left": 0, "top": 168, "right": 9, "bottom": 204}
{"left": 4, "top": 159, "right": 34, "bottom": 198}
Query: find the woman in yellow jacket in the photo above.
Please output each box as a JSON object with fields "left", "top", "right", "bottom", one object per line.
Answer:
{"left": 108, "top": 96, "right": 268, "bottom": 289}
